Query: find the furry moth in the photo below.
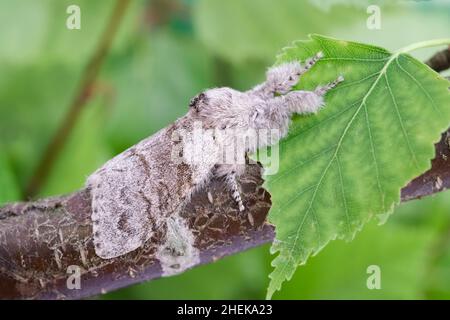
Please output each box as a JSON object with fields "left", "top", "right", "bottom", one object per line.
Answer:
{"left": 87, "top": 52, "right": 343, "bottom": 272}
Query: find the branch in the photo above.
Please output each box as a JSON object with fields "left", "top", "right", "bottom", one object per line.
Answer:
{"left": 426, "top": 45, "right": 450, "bottom": 72}
{"left": 25, "top": 0, "right": 132, "bottom": 199}
{"left": 0, "top": 164, "right": 273, "bottom": 299}
{"left": 1, "top": 50, "right": 450, "bottom": 300}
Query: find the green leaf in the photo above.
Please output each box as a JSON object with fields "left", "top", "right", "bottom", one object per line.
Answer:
{"left": 265, "top": 34, "right": 450, "bottom": 298}
{"left": 272, "top": 191, "right": 450, "bottom": 299}
{"left": 273, "top": 219, "right": 436, "bottom": 299}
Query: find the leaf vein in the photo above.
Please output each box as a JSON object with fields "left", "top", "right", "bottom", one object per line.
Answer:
{"left": 320, "top": 57, "right": 389, "bottom": 63}
{"left": 396, "top": 57, "right": 442, "bottom": 116}
{"left": 285, "top": 98, "right": 364, "bottom": 144}
{"left": 269, "top": 145, "right": 336, "bottom": 185}
{"left": 336, "top": 155, "right": 351, "bottom": 234}
{"left": 363, "top": 101, "right": 385, "bottom": 212}
{"left": 384, "top": 71, "right": 420, "bottom": 169}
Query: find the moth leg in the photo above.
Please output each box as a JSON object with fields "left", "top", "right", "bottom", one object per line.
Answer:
{"left": 247, "top": 75, "right": 344, "bottom": 152}
{"left": 245, "top": 75, "right": 342, "bottom": 152}
{"left": 215, "top": 164, "right": 246, "bottom": 212}
{"left": 227, "top": 172, "right": 245, "bottom": 212}
{"left": 314, "top": 75, "right": 345, "bottom": 96}
{"left": 249, "top": 51, "right": 324, "bottom": 98}
{"left": 298, "top": 51, "right": 325, "bottom": 76}
{"left": 274, "top": 75, "right": 345, "bottom": 114}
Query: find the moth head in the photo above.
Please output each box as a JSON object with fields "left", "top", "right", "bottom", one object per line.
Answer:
{"left": 189, "top": 88, "right": 236, "bottom": 128}
{"left": 189, "top": 92, "right": 207, "bottom": 112}
{"left": 189, "top": 88, "right": 233, "bottom": 113}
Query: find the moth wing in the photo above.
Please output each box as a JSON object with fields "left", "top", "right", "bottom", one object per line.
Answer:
{"left": 88, "top": 147, "right": 158, "bottom": 259}
{"left": 88, "top": 120, "right": 205, "bottom": 259}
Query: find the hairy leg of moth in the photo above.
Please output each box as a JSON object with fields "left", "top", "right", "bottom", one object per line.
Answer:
{"left": 249, "top": 51, "right": 324, "bottom": 99}
{"left": 247, "top": 75, "right": 345, "bottom": 150}
{"left": 302, "top": 51, "right": 325, "bottom": 74}
{"left": 271, "top": 75, "right": 344, "bottom": 115}
{"left": 227, "top": 172, "right": 245, "bottom": 212}
{"left": 214, "top": 164, "right": 246, "bottom": 212}
{"left": 314, "top": 75, "right": 345, "bottom": 96}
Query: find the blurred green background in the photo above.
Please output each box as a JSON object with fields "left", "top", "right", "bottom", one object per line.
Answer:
{"left": 0, "top": 0, "right": 449, "bottom": 299}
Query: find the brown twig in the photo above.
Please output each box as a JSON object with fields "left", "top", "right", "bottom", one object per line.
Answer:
{"left": 25, "top": 0, "right": 132, "bottom": 199}
{"left": 0, "top": 164, "right": 273, "bottom": 299}
{"left": 426, "top": 45, "right": 450, "bottom": 73}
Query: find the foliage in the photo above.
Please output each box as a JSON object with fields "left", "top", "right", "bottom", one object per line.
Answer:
{"left": 264, "top": 35, "right": 450, "bottom": 298}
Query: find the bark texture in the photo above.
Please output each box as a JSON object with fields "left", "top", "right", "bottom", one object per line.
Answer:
{"left": 0, "top": 164, "right": 273, "bottom": 299}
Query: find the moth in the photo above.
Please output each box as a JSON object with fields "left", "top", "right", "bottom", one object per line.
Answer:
{"left": 87, "top": 52, "right": 343, "bottom": 270}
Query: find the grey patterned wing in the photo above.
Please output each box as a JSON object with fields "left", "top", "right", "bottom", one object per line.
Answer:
{"left": 87, "top": 124, "right": 191, "bottom": 259}
{"left": 88, "top": 145, "right": 159, "bottom": 259}
{"left": 87, "top": 116, "right": 214, "bottom": 259}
